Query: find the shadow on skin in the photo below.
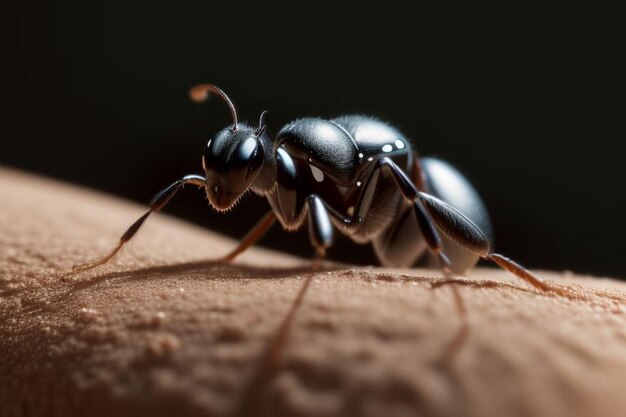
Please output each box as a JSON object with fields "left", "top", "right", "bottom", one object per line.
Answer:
{"left": 4, "top": 260, "right": 339, "bottom": 314}
{"left": 10, "top": 258, "right": 625, "bottom": 317}
{"left": 63, "top": 261, "right": 343, "bottom": 294}
{"left": 61, "top": 260, "right": 558, "bottom": 301}
{"left": 5, "top": 254, "right": 620, "bottom": 302}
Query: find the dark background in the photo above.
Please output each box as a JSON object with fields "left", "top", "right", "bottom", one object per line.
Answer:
{"left": 6, "top": 2, "right": 625, "bottom": 278}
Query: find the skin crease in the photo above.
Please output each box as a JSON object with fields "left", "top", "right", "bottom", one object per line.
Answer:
{"left": 1, "top": 167, "right": 626, "bottom": 417}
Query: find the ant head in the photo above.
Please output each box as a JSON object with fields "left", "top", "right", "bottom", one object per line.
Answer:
{"left": 203, "top": 125, "right": 264, "bottom": 210}
{"left": 190, "top": 84, "right": 271, "bottom": 211}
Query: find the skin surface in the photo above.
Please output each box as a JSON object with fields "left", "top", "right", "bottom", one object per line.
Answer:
{"left": 1, "top": 167, "right": 625, "bottom": 417}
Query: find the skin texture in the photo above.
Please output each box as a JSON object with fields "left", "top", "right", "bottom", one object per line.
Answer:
{"left": 1, "top": 167, "right": 625, "bottom": 417}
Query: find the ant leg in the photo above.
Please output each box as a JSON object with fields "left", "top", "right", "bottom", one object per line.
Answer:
{"left": 305, "top": 195, "right": 334, "bottom": 260}
{"left": 217, "top": 211, "right": 277, "bottom": 263}
{"left": 274, "top": 150, "right": 334, "bottom": 268}
{"left": 487, "top": 253, "right": 550, "bottom": 291}
{"left": 377, "top": 158, "right": 453, "bottom": 273}
{"left": 417, "top": 192, "right": 550, "bottom": 291}
{"left": 72, "top": 174, "right": 206, "bottom": 272}
{"left": 377, "top": 158, "right": 471, "bottom": 355}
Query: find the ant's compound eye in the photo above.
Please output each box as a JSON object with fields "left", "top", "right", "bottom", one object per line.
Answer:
{"left": 233, "top": 137, "right": 263, "bottom": 182}
{"left": 233, "top": 137, "right": 259, "bottom": 167}
{"left": 203, "top": 127, "right": 265, "bottom": 204}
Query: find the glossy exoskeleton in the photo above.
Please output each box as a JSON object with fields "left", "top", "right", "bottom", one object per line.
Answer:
{"left": 74, "top": 84, "right": 549, "bottom": 291}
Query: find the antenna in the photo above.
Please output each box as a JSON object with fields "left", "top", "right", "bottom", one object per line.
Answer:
{"left": 257, "top": 110, "right": 269, "bottom": 132}
{"left": 189, "top": 84, "right": 239, "bottom": 130}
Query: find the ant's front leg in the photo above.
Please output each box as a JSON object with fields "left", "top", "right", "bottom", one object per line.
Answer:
{"left": 72, "top": 174, "right": 206, "bottom": 272}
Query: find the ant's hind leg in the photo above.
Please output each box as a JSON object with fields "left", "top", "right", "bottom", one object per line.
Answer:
{"left": 378, "top": 156, "right": 548, "bottom": 291}
{"left": 377, "top": 157, "right": 453, "bottom": 273}
{"left": 373, "top": 158, "right": 470, "bottom": 354}
{"left": 72, "top": 174, "right": 206, "bottom": 273}
{"left": 487, "top": 253, "right": 550, "bottom": 291}
{"left": 417, "top": 192, "right": 550, "bottom": 291}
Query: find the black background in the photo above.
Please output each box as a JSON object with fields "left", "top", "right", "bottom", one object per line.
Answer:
{"left": 6, "top": 2, "right": 625, "bottom": 278}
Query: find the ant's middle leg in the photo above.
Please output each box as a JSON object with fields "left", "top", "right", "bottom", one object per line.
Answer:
{"left": 273, "top": 148, "right": 335, "bottom": 266}
{"left": 305, "top": 195, "right": 334, "bottom": 270}
{"left": 305, "top": 195, "right": 334, "bottom": 257}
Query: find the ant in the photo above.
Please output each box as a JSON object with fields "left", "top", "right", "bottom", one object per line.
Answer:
{"left": 74, "top": 83, "right": 550, "bottom": 294}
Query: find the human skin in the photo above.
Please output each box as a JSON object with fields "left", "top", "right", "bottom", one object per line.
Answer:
{"left": 1, "top": 167, "right": 625, "bottom": 417}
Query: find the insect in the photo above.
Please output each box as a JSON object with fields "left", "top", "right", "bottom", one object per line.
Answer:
{"left": 74, "top": 84, "right": 550, "bottom": 292}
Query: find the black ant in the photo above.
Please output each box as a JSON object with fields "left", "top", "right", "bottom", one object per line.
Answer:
{"left": 74, "top": 84, "right": 550, "bottom": 294}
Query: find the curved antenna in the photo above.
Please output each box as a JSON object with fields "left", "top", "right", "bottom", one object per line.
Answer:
{"left": 189, "top": 84, "right": 239, "bottom": 130}
{"left": 257, "top": 110, "right": 269, "bottom": 132}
